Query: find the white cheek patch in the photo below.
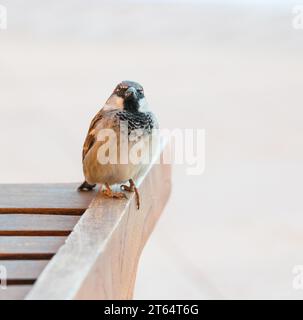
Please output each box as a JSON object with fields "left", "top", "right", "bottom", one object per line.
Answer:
{"left": 139, "top": 97, "right": 149, "bottom": 112}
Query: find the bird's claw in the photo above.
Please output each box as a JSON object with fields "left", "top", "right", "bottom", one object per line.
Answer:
{"left": 103, "top": 183, "right": 127, "bottom": 200}
{"left": 102, "top": 189, "right": 127, "bottom": 199}
{"left": 121, "top": 179, "right": 140, "bottom": 210}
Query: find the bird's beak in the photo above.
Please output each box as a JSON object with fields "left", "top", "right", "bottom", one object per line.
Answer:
{"left": 124, "top": 87, "right": 138, "bottom": 100}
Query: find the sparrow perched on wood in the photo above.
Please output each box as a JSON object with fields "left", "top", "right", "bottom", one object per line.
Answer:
{"left": 78, "top": 81, "right": 158, "bottom": 209}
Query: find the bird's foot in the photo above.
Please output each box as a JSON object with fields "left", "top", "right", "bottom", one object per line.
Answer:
{"left": 78, "top": 181, "right": 96, "bottom": 192}
{"left": 121, "top": 179, "right": 140, "bottom": 210}
{"left": 103, "top": 183, "right": 127, "bottom": 200}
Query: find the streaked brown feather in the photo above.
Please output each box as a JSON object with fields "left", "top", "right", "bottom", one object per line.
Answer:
{"left": 82, "top": 109, "right": 104, "bottom": 161}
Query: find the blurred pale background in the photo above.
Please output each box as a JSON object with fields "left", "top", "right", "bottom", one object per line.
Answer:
{"left": 1, "top": 0, "right": 303, "bottom": 299}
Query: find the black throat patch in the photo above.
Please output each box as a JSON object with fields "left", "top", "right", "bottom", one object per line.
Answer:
{"left": 116, "top": 111, "right": 155, "bottom": 135}
{"left": 123, "top": 98, "right": 140, "bottom": 113}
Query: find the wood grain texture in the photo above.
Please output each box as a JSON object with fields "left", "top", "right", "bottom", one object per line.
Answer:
{"left": 0, "top": 183, "right": 97, "bottom": 215}
{"left": 0, "top": 260, "right": 48, "bottom": 285}
{"left": 0, "top": 214, "right": 80, "bottom": 236}
{"left": 26, "top": 142, "right": 171, "bottom": 300}
{"left": 0, "top": 237, "right": 66, "bottom": 260}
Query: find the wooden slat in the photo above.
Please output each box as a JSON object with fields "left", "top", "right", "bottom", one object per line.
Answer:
{"left": 0, "top": 183, "right": 96, "bottom": 215}
{"left": 27, "top": 141, "right": 171, "bottom": 300}
{"left": 0, "top": 286, "right": 32, "bottom": 300}
{"left": 0, "top": 260, "right": 48, "bottom": 284}
{"left": 0, "top": 236, "right": 66, "bottom": 260}
{"left": 0, "top": 215, "right": 80, "bottom": 236}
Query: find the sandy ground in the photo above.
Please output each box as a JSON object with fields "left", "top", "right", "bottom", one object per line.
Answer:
{"left": 1, "top": 0, "right": 303, "bottom": 299}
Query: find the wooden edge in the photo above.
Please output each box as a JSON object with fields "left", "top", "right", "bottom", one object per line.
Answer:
{"left": 1, "top": 260, "right": 49, "bottom": 284}
{"left": 26, "top": 140, "right": 171, "bottom": 300}
{"left": 0, "top": 236, "right": 67, "bottom": 260}
{"left": 0, "top": 183, "right": 97, "bottom": 215}
{"left": 0, "top": 214, "right": 79, "bottom": 236}
{"left": 0, "top": 208, "right": 85, "bottom": 215}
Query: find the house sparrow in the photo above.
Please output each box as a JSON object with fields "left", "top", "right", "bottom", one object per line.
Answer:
{"left": 78, "top": 81, "right": 159, "bottom": 209}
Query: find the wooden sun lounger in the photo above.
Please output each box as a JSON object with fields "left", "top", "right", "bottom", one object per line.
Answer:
{"left": 0, "top": 144, "right": 171, "bottom": 300}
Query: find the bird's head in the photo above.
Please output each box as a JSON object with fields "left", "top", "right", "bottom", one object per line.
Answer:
{"left": 105, "top": 81, "right": 147, "bottom": 112}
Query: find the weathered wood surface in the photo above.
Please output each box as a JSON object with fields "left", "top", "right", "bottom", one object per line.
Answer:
{"left": 0, "top": 286, "right": 33, "bottom": 300}
{"left": 0, "top": 236, "right": 67, "bottom": 260}
{"left": 0, "top": 184, "right": 95, "bottom": 299}
{"left": 26, "top": 144, "right": 171, "bottom": 300}
{"left": 1, "top": 260, "right": 48, "bottom": 284}
{"left": 0, "top": 214, "right": 80, "bottom": 236}
{"left": 0, "top": 183, "right": 97, "bottom": 215}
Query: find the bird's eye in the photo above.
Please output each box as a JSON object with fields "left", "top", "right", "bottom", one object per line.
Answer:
{"left": 115, "top": 85, "right": 127, "bottom": 95}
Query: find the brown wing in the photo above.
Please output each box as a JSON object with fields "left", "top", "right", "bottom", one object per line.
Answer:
{"left": 82, "top": 109, "right": 104, "bottom": 162}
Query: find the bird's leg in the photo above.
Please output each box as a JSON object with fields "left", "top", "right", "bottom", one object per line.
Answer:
{"left": 102, "top": 182, "right": 127, "bottom": 199}
{"left": 121, "top": 179, "right": 140, "bottom": 210}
